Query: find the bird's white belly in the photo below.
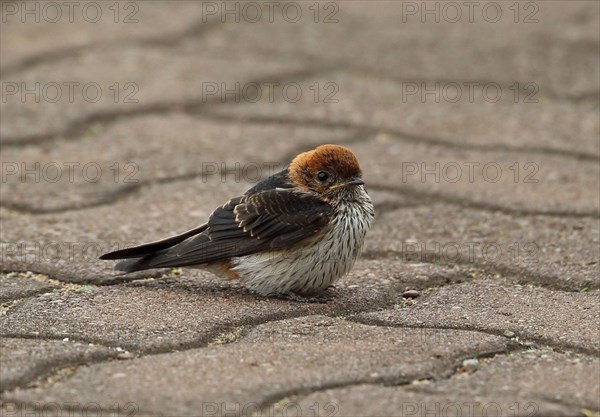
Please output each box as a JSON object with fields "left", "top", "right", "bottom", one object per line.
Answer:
{"left": 231, "top": 200, "right": 373, "bottom": 295}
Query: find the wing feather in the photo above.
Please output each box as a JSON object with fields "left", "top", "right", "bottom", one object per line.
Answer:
{"left": 118, "top": 189, "right": 332, "bottom": 270}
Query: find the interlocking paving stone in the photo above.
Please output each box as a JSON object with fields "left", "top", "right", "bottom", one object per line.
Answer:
{"left": 1, "top": 0, "right": 598, "bottom": 414}
{"left": 5, "top": 2, "right": 598, "bottom": 152}
{"left": 0, "top": 114, "right": 355, "bottom": 212}
{"left": 0, "top": 264, "right": 404, "bottom": 352}
{"left": 0, "top": 272, "right": 57, "bottom": 303}
{"left": 0, "top": 337, "right": 114, "bottom": 392}
{"left": 366, "top": 204, "right": 600, "bottom": 290}
{"left": 353, "top": 138, "right": 599, "bottom": 214}
{"left": 357, "top": 282, "right": 600, "bottom": 354}
{"left": 348, "top": 260, "right": 464, "bottom": 291}
{"left": 5, "top": 2, "right": 597, "bottom": 92}
{"left": 297, "top": 350, "right": 599, "bottom": 417}
{"left": 204, "top": 1, "right": 598, "bottom": 99}
{"left": 204, "top": 1, "right": 600, "bottom": 157}
{"left": 0, "top": 2, "right": 211, "bottom": 72}
{"left": 3, "top": 316, "right": 510, "bottom": 415}
{"left": 0, "top": 177, "right": 235, "bottom": 283}
{"left": 1, "top": 34, "right": 306, "bottom": 142}
{"left": 208, "top": 72, "right": 600, "bottom": 158}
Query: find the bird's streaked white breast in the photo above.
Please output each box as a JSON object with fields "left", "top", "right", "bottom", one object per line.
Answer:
{"left": 231, "top": 187, "right": 374, "bottom": 295}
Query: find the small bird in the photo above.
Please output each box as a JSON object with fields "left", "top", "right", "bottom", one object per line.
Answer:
{"left": 100, "top": 144, "right": 375, "bottom": 297}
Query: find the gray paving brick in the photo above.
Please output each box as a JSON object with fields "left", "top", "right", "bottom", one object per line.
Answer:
{"left": 0, "top": 272, "right": 57, "bottom": 303}
{"left": 0, "top": 264, "right": 403, "bottom": 352}
{"left": 357, "top": 282, "right": 600, "bottom": 354}
{"left": 1, "top": 115, "right": 355, "bottom": 212}
{"left": 0, "top": 337, "right": 114, "bottom": 392}
{"left": 298, "top": 349, "right": 599, "bottom": 416}
{"left": 3, "top": 316, "right": 509, "bottom": 415}
{"left": 1, "top": 0, "right": 598, "bottom": 414}
{"left": 366, "top": 204, "right": 600, "bottom": 290}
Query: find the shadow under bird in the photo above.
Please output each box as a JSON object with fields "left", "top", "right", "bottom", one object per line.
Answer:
{"left": 100, "top": 144, "right": 375, "bottom": 296}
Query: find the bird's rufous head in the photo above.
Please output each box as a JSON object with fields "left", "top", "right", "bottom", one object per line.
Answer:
{"left": 289, "top": 144, "right": 365, "bottom": 196}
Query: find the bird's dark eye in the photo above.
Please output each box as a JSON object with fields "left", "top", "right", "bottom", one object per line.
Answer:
{"left": 317, "top": 171, "right": 329, "bottom": 182}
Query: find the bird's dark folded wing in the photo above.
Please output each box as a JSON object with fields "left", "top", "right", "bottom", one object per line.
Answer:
{"left": 244, "top": 168, "right": 293, "bottom": 194}
{"left": 231, "top": 190, "right": 332, "bottom": 248}
{"left": 132, "top": 190, "right": 332, "bottom": 269}
{"left": 99, "top": 223, "right": 209, "bottom": 260}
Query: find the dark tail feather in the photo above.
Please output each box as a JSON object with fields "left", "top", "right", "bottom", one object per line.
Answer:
{"left": 100, "top": 223, "right": 208, "bottom": 260}
{"left": 115, "top": 257, "right": 158, "bottom": 273}
{"left": 113, "top": 243, "right": 204, "bottom": 272}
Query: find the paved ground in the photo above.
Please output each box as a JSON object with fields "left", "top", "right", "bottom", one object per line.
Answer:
{"left": 1, "top": 1, "right": 599, "bottom": 416}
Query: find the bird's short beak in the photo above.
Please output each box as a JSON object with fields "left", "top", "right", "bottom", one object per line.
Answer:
{"left": 345, "top": 178, "right": 365, "bottom": 186}
{"left": 329, "top": 178, "right": 365, "bottom": 190}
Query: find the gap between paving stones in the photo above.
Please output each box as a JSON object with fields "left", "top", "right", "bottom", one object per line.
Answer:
{"left": 2, "top": 18, "right": 223, "bottom": 77}
{"left": 288, "top": 39, "right": 600, "bottom": 106}
{"left": 0, "top": 170, "right": 204, "bottom": 215}
{"left": 1, "top": 239, "right": 591, "bottom": 294}
{"left": 0, "top": 183, "right": 141, "bottom": 215}
{"left": 3, "top": 281, "right": 590, "bottom": 395}
{"left": 290, "top": 351, "right": 595, "bottom": 415}
{"left": 0, "top": 252, "right": 578, "bottom": 300}
{"left": 0, "top": 299, "right": 22, "bottom": 318}
{"left": 2, "top": 347, "right": 516, "bottom": 417}
{"left": 0, "top": 281, "right": 508, "bottom": 394}
{"left": 2, "top": 269, "right": 595, "bottom": 380}
{"left": 367, "top": 184, "right": 600, "bottom": 219}
{"left": 360, "top": 249, "right": 597, "bottom": 292}
{"left": 348, "top": 315, "right": 599, "bottom": 357}
{"left": 0, "top": 267, "right": 167, "bottom": 286}
{"left": 0, "top": 273, "right": 407, "bottom": 354}
{"left": 253, "top": 346, "right": 536, "bottom": 417}
{"left": 403, "top": 352, "right": 600, "bottom": 413}
{"left": 0, "top": 288, "right": 52, "bottom": 305}
{"left": 6, "top": 101, "right": 598, "bottom": 165}
{"left": 0, "top": 318, "right": 279, "bottom": 394}
{"left": 1, "top": 271, "right": 96, "bottom": 294}
{"left": 0, "top": 270, "right": 85, "bottom": 311}
{"left": 8, "top": 23, "right": 596, "bottom": 107}
{"left": 0, "top": 129, "right": 366, "bottom": 215}
{"left": 1, "top": 319, "right": 521, "bottom": 415}
{"left": 342, "top": 65, "right": 600, "bottom": 106}
{"left": 3, "top": 282, "right": 594, "bottom": 412}
{"left": 2, "top": 168, "right": 597, "bottom": 219}
{"left": 5, "top": 17, "right": 598, "bottom": 109}
{"left": 1, "top": 64, "right": 340, "bottom": 146}
{"left": 201, "top": 107, "right": 600, "bottom": 163}
{"left": 0, "top": 296, "right": 404, "bottom": 355}
{"left": 0, "top": 342, "right": 118, "bottom": 393}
